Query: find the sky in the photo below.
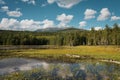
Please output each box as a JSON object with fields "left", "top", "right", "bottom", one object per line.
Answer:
{"left": 0, "top": 0, "right": 120, "bottom": 31}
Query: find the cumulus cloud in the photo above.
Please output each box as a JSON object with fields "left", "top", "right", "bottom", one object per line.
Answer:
{"left": 1, "top": 6, "right": 9, "bottom": 12}
{"left": 47, "top": 0, "right": 82, "bottom": 9}
{"left": 97, "top": 8, "right": 111, "bottom": 21}
{"left": 79, "top": 21, "right": 87, "bottom": 27}
{"left": 57, "top": 13, "right": 73, "bottom": 22}
{"left": 20, "top": 19, "right": 41, "bottom": 29}
{"left": 7, "top": 10, "right": 22, "bottom": 17}
{"left": 0, "top": 0, "right": 5, "bottom": 4}
{"left": 94, "top": 27, "right": 102, "bottom": 30}
{"left": 21, "top": 0, "right": 35, "bottom": 5}
{"left": 0, "top": 13, "right": 74, "bottom": 31}
{"left": 84, "top": 9, "right": 97, "bottom": 20}
{"left": 1, "top": 6, "right": 22, "bottom": 17}
{"left": 0, "top": 18, "right": 55, "bottom": 31}
{"left": 111, "top": 16, "right": 120, "bottom": 21}
{"left": 40, "top": 19, "right": 55, "bottom": 28}
{"left": 0, "top": 18, "right": 21, "bottom": 30}
{"left": 56, "top": 13, "right": 73, "bottom": 27}
{"left": 47, "top": 0, "right": 55, "bottom": 4}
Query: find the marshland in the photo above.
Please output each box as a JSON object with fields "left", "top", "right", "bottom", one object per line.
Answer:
{"left": 0, "top": 45, "right": 120, "bottom": 80}
{"left": 0, "top": 0, "right": 120, "bottom": 79}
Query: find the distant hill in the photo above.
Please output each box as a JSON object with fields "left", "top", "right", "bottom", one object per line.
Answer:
{"left": 0, "top": 27, "right": 85, "bottom": 33}
{"left": 35, "top": 27, "right": 85, "bottom": 32}
{"left": 35, "top": 27, "right": 65, "bottom": 32}
{"left": 59, "top": 27, "right": 85, "bottom": 32}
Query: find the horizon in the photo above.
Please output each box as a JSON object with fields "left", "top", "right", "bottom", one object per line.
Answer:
{"left": 0, "top": 0, "right": 120, "bottom": 31}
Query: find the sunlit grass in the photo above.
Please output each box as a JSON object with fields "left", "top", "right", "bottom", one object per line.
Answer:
{"left": 1, "top": 46, "right": 119, "bottom": 61}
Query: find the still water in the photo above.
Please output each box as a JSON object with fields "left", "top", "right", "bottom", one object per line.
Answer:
{"left": 0, "top": 58, "right": 120, "bottom": 80}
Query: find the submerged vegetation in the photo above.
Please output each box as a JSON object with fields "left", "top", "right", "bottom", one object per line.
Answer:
{"left": 1, "top": 59, "right": 120, "bottom": 80}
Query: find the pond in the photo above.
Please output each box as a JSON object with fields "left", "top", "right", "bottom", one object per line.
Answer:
{"left": 0, "top": 58, "right": 120, "bottom": 80}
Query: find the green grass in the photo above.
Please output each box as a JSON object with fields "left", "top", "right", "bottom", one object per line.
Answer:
{"left": 0, "top": 46, "right": 120, "bottom": 62}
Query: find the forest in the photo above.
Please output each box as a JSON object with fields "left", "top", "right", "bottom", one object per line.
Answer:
{"left": 0, "top": 23, "right": 120, "bottom": 46}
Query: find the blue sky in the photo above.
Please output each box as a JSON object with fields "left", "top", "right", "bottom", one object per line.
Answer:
{"left": 0, "top": 0, "right": 120, "bottom": 31}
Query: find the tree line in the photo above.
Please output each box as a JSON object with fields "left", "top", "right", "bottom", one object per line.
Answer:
{"left": 0, "top": 23, "right": 120, "bottom": 46}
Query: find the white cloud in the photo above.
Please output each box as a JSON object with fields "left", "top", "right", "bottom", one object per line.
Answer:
{"left": 0, "top": 18, "right": 55, "bottom": 31}
{"left": 21, "top": 0, "right": 35, "bottom": 5}
{"left": 47, "top": 0, "right": 82, "bottom": 9}
{"left": 84, "top": 9, "right": 97, "bottom": 20}
{"left": 79, "top": 21, "right": 87, "bottom": 27}
{"left": 57, "top": 13, "right": 73, "bottom": 22}
{"left": 111, "top": 16, "right": 120, "bottom": 21}
{"left": 47, "top": 0, "right": 55, "bottom": 4}
{"left": 56, "top": 13, "right": 73, "bottom": 27}
{"left": 0, "top": 18, "right": 21, "bottom": 30}
{"left": 40, "top": 19, "right": 55, "bottom": 28}
{"left": 7, "top": 10, "right": 22, "bottom": 17}
{"left": 94, "top": 27, "right": 102, "bottom": 30}
{"left": 1, "top": 6, "right": 9, "bottom": 12}
{"left": 20, "top": 19, "right": 41, "bottom": 29}
{"left": 0, "top": 0, "right": 5, "bottom": 4}
{"left": 1, "top": 6, "right": 22, "bottom": 17}
{"left": 97, "top": 8, "right": 111, "bottom": 21}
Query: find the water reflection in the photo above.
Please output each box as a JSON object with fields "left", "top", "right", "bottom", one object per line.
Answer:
{"left": 0, "top": 58, "right": 120, "bottom": 80}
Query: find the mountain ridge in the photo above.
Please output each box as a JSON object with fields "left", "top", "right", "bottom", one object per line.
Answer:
{"left": 35, "top": 27, "right": 85, "bottom": 32}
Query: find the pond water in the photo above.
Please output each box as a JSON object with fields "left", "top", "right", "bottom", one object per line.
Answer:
{"left": 0, "top": 58, "right": 120, "bottom": 80}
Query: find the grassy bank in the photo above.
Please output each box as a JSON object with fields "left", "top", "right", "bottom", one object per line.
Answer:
{"left": 0, "top": 46, "right": 120, "bottom": 62}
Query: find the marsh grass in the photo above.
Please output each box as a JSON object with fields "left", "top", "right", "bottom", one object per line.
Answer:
{"left": 0, "top": 46, "right": 120, "bottom": 61}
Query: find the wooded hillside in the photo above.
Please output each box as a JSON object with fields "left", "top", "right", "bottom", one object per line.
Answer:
{"left": 0, "top": 23, "right": 120, "bottom": 46}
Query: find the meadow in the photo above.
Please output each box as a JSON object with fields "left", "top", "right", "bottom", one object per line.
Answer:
{"left": 0, "top": 46, "right": 120, "bottom": 62}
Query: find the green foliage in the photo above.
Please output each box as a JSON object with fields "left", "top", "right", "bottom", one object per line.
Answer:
{"left": 0, "top": 23, "right": 120, "bottom": 46}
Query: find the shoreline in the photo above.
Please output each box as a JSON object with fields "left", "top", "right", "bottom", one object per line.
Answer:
{"left": 101, "top": 60, "right": 120, "bottom": 65}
